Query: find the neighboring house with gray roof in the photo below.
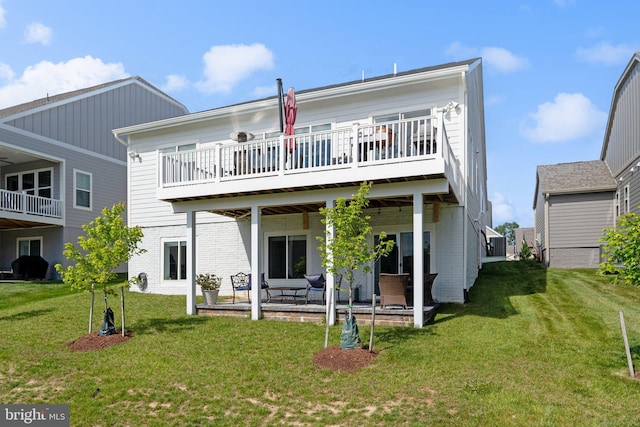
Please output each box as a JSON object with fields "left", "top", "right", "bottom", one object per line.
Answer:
{"left": 0, "top": 77, "right": 187, "bottom": 277}
{"left": 533, "top": 160, "right": 616, "bottom": 268}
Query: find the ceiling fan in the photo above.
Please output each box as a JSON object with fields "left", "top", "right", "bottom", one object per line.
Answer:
{"left": 0, "top": 157, "right": 14, "bottom": 165}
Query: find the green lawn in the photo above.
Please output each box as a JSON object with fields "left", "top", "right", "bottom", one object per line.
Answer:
{"left": 1, "top": 261, "right": 639, "bottom": 426}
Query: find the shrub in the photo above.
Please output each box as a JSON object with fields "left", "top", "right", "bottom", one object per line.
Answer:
{"left": 599, "top": 211, "right": 640, "bottom": 285}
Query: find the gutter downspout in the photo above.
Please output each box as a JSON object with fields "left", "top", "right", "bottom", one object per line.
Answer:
{"left": 112, "top": 131, "right": 129, "bottom": 147}
{"left": 461, "top": 71, "right": 469, "bottom": 303}
{"left": 544, "top": 193, "right": 550, "bottom": 266}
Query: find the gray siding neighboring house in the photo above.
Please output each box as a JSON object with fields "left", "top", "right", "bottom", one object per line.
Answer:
{"left": 601, "top": 52, "right": 640, "bottom": 216}
{"left": 533, "top": 161, "right": 616, "bottom": 268}
{"left": 0, "top": 77, "right": 188, "bottom": 277}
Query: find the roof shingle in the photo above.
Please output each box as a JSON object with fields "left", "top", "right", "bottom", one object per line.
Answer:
{"left": 536, "top": 160, "right": 616, "bottom": 194}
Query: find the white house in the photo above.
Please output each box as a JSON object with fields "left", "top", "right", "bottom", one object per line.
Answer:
{"left": 114, "top": 58, "right": 489, "bottom": 327}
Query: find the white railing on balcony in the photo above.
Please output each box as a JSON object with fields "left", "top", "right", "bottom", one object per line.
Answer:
{"left": 161, "top": 115, "right": 462, "bottom": 195}
{"left": 0, "top": 189, "right": 63, "bottom": 219}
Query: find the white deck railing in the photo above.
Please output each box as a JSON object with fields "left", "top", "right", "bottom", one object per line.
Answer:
{"left": 0, "top": 189, "right": 63, "bottom": 219}
{"left": 161, "top": 115, "right": 462, "bottom": 197}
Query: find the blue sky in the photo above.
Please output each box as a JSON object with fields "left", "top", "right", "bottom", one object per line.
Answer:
{"left": 0, "top": 0, "right": 637, "bottom": 227}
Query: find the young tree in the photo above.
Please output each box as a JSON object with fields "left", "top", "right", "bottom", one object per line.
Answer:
{"left": 495, "top": 221, "right": 519, "bottom": 246}
{"left": 519, "top": 239, "right": 532, "bottom": 260}
{"left": 317, "top": 182, "right": 395, "bottom": 348}
{"left": 599, "top": 212, "right": 640, "bottom": 285}
{"left": 55, "top": 202, "right": 146, "bottom": 332}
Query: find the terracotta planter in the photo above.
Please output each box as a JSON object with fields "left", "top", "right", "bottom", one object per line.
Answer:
{"left": 202, "top": 289, "right": 219, "bottom": 305}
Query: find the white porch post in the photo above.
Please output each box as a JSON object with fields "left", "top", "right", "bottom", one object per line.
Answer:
{"left": 250, "top": 204, "right": 262, "bottom": 320}
{"left": 413, "top": 193, "right": 424, "bottom": 327}
{"left": 325, "top": 198, "right": 336, "bottom": 326}
{"left": 186, "top": 210, "right": 197, "bottom": 315}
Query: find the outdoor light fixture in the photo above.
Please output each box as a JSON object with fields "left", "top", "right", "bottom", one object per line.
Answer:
{"left": 129, "top": 151, "right": 140, "bottom": 160}
{"left": 230, "top": 131, "right": 255, "bottom": 142}
{"left": 440, "top": 100, "right": 459, "bottom": 113}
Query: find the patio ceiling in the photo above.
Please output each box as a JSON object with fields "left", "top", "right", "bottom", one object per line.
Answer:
{"left": 168, "top": 175, "right": 458, "bottom": 219}
{"left": 0, "top": 217, "right": 57, "bottom": 229}
{"left": 207, "top": 193, "right": 452, "bottom": 219}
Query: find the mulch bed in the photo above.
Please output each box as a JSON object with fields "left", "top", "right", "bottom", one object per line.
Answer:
{"left": 312, "top": 346, "right": 379, "bottom": 372}
{"left": 68, "top": 331, "right": 133, "bottom": 352}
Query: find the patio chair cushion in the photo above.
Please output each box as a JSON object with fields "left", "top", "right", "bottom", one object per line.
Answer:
{"left": 379, "top": 273, "right": 409, "bottom": 309}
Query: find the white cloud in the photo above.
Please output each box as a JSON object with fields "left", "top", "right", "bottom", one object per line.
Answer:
{"left": 446, "top": 42, "right": 529, "bottom": 73}
{"left": 162, "top": 74, "right": 188, "bottom": 92}
{"left": 482, "top": 47, "right": 529, "bottom": 73}
{"left": 0, "top": 2, "right": 6, "bottom": 29}
{"left": 196, "top": 43, "right": 274, "bottom": 94}
{"left": 24, "top": 22, "right": 53, "bottom": 45}
{"left": 519, "top": 92, "right": 607, "bottom": 143}
{"left": 0, "top": 56, "right": 128, "bottom": 108}
{"left": 253, "top": 84, "right": 277, "bottom": 99}
{"left": 491, "top": 192, "right": 514, "bottom": 224}
{"left": 0, "top": 63, "right": 13, "bottom": 81}
{"left": 576, "top": 42, "right": 637, "bottom": 66}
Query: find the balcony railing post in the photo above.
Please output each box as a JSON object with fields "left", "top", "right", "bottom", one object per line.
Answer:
{"left": 278, "top": 135, "right": 286, "bottom": 176}
{"left": 215, "top": 143, "right": 222, "bottom": 183}
{"left": 351, "top": 123, "right": 359, "bottom": 169}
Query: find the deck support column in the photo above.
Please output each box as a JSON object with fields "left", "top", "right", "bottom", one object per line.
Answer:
{"left": 413, "top": 193, "right": 424, "bottom": 327}
{"left": 250, "top": 204, "right": 262, "bottom": 320}
{"left": 186, "top": 210, "right": 197, "bottom": 315}
{"left": 325, "top": 198, "right": 336, "bottom": 326}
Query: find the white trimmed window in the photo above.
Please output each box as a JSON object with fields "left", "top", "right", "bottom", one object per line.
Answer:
{"left": 624, "top": 185, "right": 630, "bottom": 214}
{"left": 163, "top": 240, "right": 187, "bottom": 280}
{"left": 74, "top": 170, "right": 92, "bottom": 210}
{"left": 17, "top": 237, "right": 42, "bottom": 257}
{"left": 6, "top": 168, "right": 53, "bottom": 198}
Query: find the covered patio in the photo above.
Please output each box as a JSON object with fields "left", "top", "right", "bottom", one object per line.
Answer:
{"left": 196, "top": 300, "right": 440, "bottom": 327}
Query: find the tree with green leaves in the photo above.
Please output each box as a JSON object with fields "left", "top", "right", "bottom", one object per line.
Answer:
{"left": 55, "top": 202, "right": 146, "bottom": 333}
{"left": 519, "top": 239, "right": 532, "bottom": 260}
{"left": 495, "top": 221, "right": 519, "bottom": 246}
{"left": 599, "top": 212, "right": 640, "bottom": 285}
{"left": 317, "top": 182, "right": 395, "bottom": 348}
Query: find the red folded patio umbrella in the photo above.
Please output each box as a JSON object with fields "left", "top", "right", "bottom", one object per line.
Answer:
{"left": 285, "top": 87, "right": 297, "bottom": 152}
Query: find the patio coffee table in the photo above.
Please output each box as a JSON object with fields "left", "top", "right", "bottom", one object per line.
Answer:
{"left": 271, "top": 287, "right": 306, "bottom": 303}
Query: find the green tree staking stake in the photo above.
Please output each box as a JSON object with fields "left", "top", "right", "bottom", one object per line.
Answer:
{"left": 55, "top": 202, "right": 146, "bottom": 335}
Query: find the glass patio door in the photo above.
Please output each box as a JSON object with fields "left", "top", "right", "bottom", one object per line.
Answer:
{"left": 374, "top": 231, "right": 431, "bottom": 294}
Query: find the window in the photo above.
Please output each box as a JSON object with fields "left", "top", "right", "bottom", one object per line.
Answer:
{"left": 624, "top": 185, "right": 630, "bottom": 214}
{"left": 615, "top": 191, "right": 620, "bottom": 217}
{"left": 160, "top": 143, "right": 196, "bottom": 154}
{"left": 268, "top": 234, "right": 307, "bottom": 279}
{"left": 74, "top": 170, "right": 92, "bottom": 209}
{"left": 163, "top": 240, "right": 187, "bottom": 280}
{"left": 6, "top": 169, "right": 53, "bottom": 198}
{"left": 17, "top": 237, "right": 42, "bottom": 257}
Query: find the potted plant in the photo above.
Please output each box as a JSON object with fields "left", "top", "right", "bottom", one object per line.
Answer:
{"left": 197, "top": 273, "right": 222, "bottom": 305}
